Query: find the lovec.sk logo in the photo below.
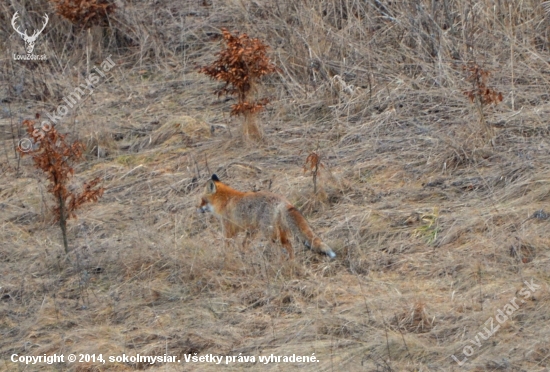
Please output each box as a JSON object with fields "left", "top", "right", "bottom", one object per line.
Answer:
{"left": 12, "top": 11, "right": 48, "bottom": 60}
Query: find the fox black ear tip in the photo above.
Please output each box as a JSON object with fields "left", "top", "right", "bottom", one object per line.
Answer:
{"left": 211, "top": 174, "right": 220, "bottom": 182}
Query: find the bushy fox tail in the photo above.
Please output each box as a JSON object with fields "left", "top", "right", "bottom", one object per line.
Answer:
{"left": 286, "top": 207, "right": 336, "bottom": 259}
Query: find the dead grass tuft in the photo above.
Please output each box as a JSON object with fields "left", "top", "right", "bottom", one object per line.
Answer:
{"left": 392, "top": 301, "right": 435, "bottom": 334}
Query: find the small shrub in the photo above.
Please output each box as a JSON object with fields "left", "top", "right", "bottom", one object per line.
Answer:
{"left": 51, "top": 0, "right": 116, "bottom": 28}
{"left": 463, "top": 63, "right": 503, "bottom": 142}
{"left": 18, "top": 120, "right": 104, "bottom": 253}
{"left": 200, "top": 28, "right": 279, "bottom": 140}
{"left": 303, "top": 151, "right": 324, "bottom": 194}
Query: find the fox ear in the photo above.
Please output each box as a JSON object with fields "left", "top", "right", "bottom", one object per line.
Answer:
{"left": 206, "top": 180, "right": 216, "bottom": 193}
{"left": 211, "top": 174, "right": 220, "bottom": 182}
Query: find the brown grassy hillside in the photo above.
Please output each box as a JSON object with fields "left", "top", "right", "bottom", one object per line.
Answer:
{"left": 1, "top": 0, "right": 550, "bottom": 371}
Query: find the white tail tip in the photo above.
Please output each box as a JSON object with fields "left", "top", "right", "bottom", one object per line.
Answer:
{"left": 327, "top": 250, "right": 336, "bottom": 259}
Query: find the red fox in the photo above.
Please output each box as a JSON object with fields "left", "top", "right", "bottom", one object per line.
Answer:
{"left": 197, "top": 174, "right": 336, "bottom": 259}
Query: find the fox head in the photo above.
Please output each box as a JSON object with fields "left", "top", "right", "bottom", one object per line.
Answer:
{"left": 197, "top": 174, "right": 220, "bottom": 213}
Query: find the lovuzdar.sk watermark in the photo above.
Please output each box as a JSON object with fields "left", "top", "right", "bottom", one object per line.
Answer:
{"left": 451, "top": 279, "right": 541, "bottom": 366}
{"left": 11, "top": 11, "right": 48, "bottom": 60}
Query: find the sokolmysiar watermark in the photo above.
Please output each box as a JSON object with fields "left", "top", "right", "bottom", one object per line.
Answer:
{"left": 451, "top": 278, "right": 541, "bottom": 366}
{"left": 18, "top": 138, "right": 34, "bottom": 152}
{"left": 17, "top": 54, "right": 116, "bottom": 153}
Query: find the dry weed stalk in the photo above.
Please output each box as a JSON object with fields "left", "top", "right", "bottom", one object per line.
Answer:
{"left": 463, "top": 63, "right": 503, "bottom": 142}
{"left": 303, "top": 151, "right": 324, "bottom": 194}
{"left": 199, "top": 28, "right": 279, "bottom": 140}
{"left": 51, "top": 0, "right": 116, "bottom": 28}
{"left": 18, "top": 120, "right": 104, "bottom": 254}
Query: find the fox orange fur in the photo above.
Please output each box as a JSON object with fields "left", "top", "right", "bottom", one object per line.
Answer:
{"left": 197, "top": 174, "right": 336, "bottom": 259}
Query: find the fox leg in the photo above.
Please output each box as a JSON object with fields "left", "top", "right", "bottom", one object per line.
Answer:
{"left": 243, "top": 230, "right": 251, "bottom": 248}
{"left": 221, "top": 220, "right": 238, "bottom": 248}
{"left": 242, "top": 229, "right": 259, "bottom": 251}
{"left": 277, "top": 227, "right": 295, "bottom": 259}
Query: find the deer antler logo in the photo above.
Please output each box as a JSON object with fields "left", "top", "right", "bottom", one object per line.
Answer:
{"left": 11, "top": 12, "right": 49, "bottom": 54}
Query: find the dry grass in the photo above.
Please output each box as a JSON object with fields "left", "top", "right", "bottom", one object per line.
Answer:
{"left": 1, "top": 0, "right": 550, "bottom": 371}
